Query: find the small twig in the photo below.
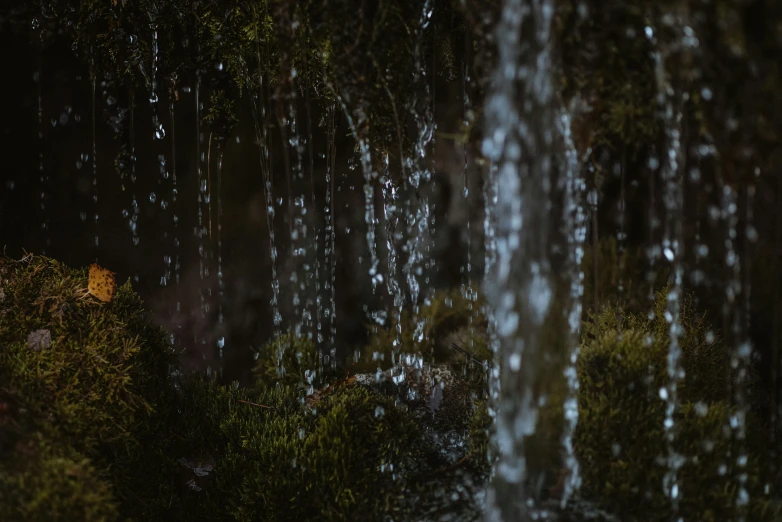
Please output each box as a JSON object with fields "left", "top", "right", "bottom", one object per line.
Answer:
{"left": 237, "top": 399, "right": 273, "bottom": 410}
{"left": 449, "top": 343, "right": 485, "bottom": 367}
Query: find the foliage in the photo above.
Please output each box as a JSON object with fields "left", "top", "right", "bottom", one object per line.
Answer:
{"left": 576, "top": 289, "right": 776, "bottom": 520}
{"left": 0, "top": 254, "right": 174, "bottom": 453}
{"left": 252, "top": 331, "right": 320, "bottom": 391}
{"left": 0, "top": 430, "right": 119, "bottom": 522}
{"left": 364, "top": 287, "right": 490, "bottom": 372}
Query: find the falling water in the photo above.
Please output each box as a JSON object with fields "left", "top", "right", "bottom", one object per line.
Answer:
{"left": 648, "top": 19, "right": 687, "bottom": 513}
{"left": 461, "top": 50, "right": 474, "bottom": 308}
{"left": 195, "top": 75, "right": 208, "bottom": 320}
{"left": 170, "top": 76, "right": 181, "bottom": 293}
{"left": 283, "top": 72, "right": 307, "bottom": 338}
{"left": 382, "top": 155, "right": 404, "bottom": 349}
{"left": 324, "top": 103, "right": 338, "bottom": 366}
{"left": 91, "top": 74, "right": 99, "bottom": 256}
{"left": 722, "top": 182, "right": 751, "bottom": 517}
{"left": 403, "top": 0, "right": 434, "bottom": 346}
{"left": 33, "top": 30, "right": 48, "bottom": 255}
{"left": 150, "top": 22, "right": 164, "bottom": 141}
{"left": 250, "top": 18, "right": 283, "bottom": 344}
{"left": 616, "top": 149, "right": 627, "bottom": 330}
{"left": 559, "top": 107, "right": 586, "bottom": 506}
{"left": 305, "top": 85, "right": 321, "bottom": 345}
{"left": 216, "top": 147, "right": 225, "bottom": 359}
{"left": 483, "top": 0, "right": 558, "bottom": 518}
{"left": 129, "top": 93, "right": 140, "bottom": 247}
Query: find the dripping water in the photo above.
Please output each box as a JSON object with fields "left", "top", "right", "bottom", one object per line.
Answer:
{"left": 325, "top": 103, "right": 338, "bottom": 368}
{"left": 251, "top": 16, "right": 283, "bottom": 346}
{"left": 305, "top": 83, "right": 321, "bottom": 345}
{"left": 216, "top": 147, "right": 225, "bottom": 359}
{"left": 482, "top": 0, "right": 558, "bottom": 517}
{"left": 559, "top": 107, "right": 586, "bottom": 506}
{"left": 402, "top": 0, "right": 434, "bottom": 348}
{"left": 648, "top": 19, "right": 687, "bottom": 514}
{"left": 91, "top": 72, "right": 99, "bottom": 257}
{"left": 35, "top": 32, "right": 47, "bottom": 254}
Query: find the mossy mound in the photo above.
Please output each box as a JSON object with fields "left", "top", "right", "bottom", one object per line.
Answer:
{"left": 0, "top": 254, "right": 175, "bottom": 520}
{"left": 0, "top": 430, "right": 119, "bottom": 522}
{"left": 575, "top": 290, "right": 777, "bottom": 520}
{"left": 0, "top": 255, "right": 174, "bottom": 452}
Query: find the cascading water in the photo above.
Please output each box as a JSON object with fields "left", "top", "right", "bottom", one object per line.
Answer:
{"left": 402, "top": 0, "right": 435, "bottom": 348}
{"left": 559, "top": 106, "right": 586, "bottom": 506}
{"left": 482, "top": 0, "right": 558, "bottom": 518}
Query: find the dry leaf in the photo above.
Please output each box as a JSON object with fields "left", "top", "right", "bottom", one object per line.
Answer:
{"left": 27, "top": 329, "right": 52, "bottom": 352}
{"left": 88, "top": 264, "right": 116, "bottom": 303}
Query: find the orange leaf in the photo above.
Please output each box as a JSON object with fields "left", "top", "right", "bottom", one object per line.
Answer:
{"left": 88, "top": 264, "right": 117, "bottom": 303}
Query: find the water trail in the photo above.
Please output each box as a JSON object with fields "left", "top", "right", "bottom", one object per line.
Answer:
{"left": 722, "top": 182, "right": 751, "bottom": 518}
{"left": 129, "top": 92, "right": 140, "bottom": 248}
{"left": 305, "top": 83, "right": 321, "bottom": 345}
{"left": 195, "top": 75, "right": 208, "bottom": 321}
{"left": 616, "top": 148, "right": 627, "bottom": 331}
{"left": 251, "top": 15, "right": 283, "bottom": 346}
{"left": 325, "top": 103, "right": 338, "bottom": 368}
{"left": 35, "top": 36, "right": 48, "bottom": 254}
{"left": 648, "top": 19, "right": 686, "bottom": 515}
{"left": 291, "top": 79, "right": 310, "bottom": 339}
{"left": 91, "top": 73, "right": 99, "bottom": 258}
{"left": 482, "top": 0, "right": 557, "bottom": 517}
{"left": 382, "top": 154, "right": 403, "bottom": 350}
{"left": 216, "top": 146, "right": 225, "bottom": 359}
{"left": 150, "top": 21, "right": 165, "bottom": 141}
{"left": 559, "top": 107, "right": 586, "bottom": 506}
{"left": 461, "top": 48, "right": 475, "bottom": 318}
{"left": 403, "top": 0, "right": 434, "bottom": 347}
{"left": 170, "top": 76, "right": 181, "bottom": 310}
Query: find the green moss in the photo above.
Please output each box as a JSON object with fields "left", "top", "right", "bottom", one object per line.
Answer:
{"left": 0, "top": 255, "right": 173, "bottom": 452}
{"left": 252, "top": 332, "right": 320, "bottom": 391}
{"left": 576, "top": 290, "right": 776, "bottom": 520}
{"left": 364, "top": 288, "right": 490, "bottom": 372}
{"left": 0, "top": 431, "right": 119, "bottom": 522}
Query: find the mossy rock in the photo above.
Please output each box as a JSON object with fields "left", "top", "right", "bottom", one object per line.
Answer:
{"left": 576, "top": 290, "right": 777, "bottom": 520}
